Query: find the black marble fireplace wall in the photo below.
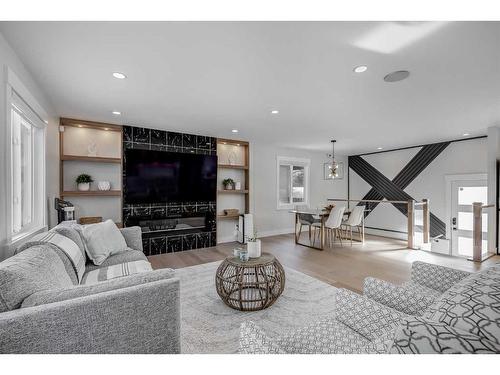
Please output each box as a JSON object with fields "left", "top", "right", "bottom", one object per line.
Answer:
{"left": 122, "top": 125, "right": 217, "bottom": 255}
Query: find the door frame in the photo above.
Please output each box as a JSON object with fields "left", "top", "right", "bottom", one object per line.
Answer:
{"left": 445, "top": 173, "right": 487, "bottom": 254}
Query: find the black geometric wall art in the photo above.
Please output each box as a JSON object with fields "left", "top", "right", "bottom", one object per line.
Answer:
{"left": 348, "top": 141, "right": 450, "bottom": 238}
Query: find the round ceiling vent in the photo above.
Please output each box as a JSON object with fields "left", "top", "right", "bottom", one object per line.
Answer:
{"left": 384, "top": 70, "right": 410, "bottom": 82}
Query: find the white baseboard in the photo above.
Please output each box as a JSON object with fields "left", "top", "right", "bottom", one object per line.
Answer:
{"left": 217, "top": 227, "right": 295, "bottom": 244}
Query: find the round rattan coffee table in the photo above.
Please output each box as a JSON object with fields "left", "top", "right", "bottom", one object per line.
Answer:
{"left": 215, "top": 253, "right": 285, "bottom": 311}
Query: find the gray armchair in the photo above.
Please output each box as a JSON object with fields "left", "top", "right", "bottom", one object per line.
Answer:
{"left": 240, "top": 261, "right": 500, "bottom": 354}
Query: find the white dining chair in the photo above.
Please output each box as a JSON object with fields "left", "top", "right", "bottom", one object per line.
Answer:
{"left": 342, "top": 205, "right": 365, "bottom": 246}
{"left": 313, "top": 205, "right": 346, "bottom": 247}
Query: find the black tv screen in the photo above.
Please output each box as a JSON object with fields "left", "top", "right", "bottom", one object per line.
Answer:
{"left": 124, "top": 149, "right": 217, "bottom": 204}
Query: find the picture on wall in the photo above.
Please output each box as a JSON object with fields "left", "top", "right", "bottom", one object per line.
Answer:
{"left": 324, "top": 162, "right": 344, "bottom": 180}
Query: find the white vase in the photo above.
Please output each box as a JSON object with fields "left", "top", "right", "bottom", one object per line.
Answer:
{"left": 97, "top": 181, "right": 111, "bottom": 191}
{"left": 247, "top": 239, "right": 261, "bottom": 258}
{"left": 77, "top": 182, "right": 90, "bottom": 191}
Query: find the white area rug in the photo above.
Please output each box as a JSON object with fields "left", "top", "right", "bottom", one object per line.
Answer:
{"left": 176, "top": 261, "right": 337, "bottom": 353}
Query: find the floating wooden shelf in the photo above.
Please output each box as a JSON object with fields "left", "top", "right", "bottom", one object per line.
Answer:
{"left": 217, "top": 138, "right": 250, "bottom": 244}
{"left": 59, "top": 118, "right": 123, "bottom": 224}
{"left": 217, "top": 214, "right": 241, "bottom": 220}
{"left": 61, "top": 155, "right": 122, "bottom": 163}
{"left": 218, "top": 189, "right": 249, "bottom": 194}
{"left": 218, "top": 164, "right": 248, "bottom": 170}
{"left": 61, "top": 190, "right": 122, "bottom": 197}
{"left": 60, "top": 117, "right": 122, "bottom": 132}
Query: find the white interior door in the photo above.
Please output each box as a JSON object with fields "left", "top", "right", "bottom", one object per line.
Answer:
{"left": 450, "top": 179, "right": 488, "bottom": 258}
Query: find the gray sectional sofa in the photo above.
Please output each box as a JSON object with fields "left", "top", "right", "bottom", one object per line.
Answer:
{"left": 240, "top": 261, "right": 500, "bottom": 354}
{"left": 0, "top": 226, "right": 180, "bottom": 354}
{"left": 2, "top": 222, "right": 498, "bottom": 355}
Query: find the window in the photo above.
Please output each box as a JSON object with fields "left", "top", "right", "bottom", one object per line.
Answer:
{"left": 8, "top": 89, "right": 46, "bottom": 241}
{"left": 277, "top": 157, "right": 310, "bottom": 209}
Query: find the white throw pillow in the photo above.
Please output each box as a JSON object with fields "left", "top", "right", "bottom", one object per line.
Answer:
{"left": 82, "top": 220, "right": 128, "bottom": 265}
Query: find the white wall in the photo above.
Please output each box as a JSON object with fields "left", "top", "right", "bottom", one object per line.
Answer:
{"left": 0, "top": 32, "right": 57, "bottom": 260}
{"left": 217, "top": 141, "right": 348, "bottom": 242}
{"left": 349, "top": 138, "right": 488, "bottom": 241}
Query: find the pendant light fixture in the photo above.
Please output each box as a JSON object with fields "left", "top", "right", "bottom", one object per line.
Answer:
{"left": 328, "top": 139, "right": 339, "bottom": 179}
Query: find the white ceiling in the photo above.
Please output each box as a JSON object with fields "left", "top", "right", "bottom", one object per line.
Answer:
{"left": 1, "top": 21, "right": 499, "bottom": 155}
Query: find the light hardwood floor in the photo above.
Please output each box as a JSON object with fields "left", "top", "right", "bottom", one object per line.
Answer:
{"left": 148, "top": 233, "right": 499, "bottom": 293}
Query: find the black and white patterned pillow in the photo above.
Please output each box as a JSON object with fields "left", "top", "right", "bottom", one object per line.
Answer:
{"left": 390, "top": 317, "right": 500, "bottom": 354}
{"left": 424, "top": 263, "right": 500, "bottom": 345}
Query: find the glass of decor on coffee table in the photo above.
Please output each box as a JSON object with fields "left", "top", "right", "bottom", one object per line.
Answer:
{"left": 215, "top": 253, "right": 285, "bottom": 311}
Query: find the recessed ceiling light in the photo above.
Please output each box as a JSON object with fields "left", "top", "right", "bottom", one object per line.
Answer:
{"left": 112, "top": 72, "right": 127, "bottom": 79}
{"left": 377, "top": 147, "right": 383, "bottom": 150}
{"left": 271, "top": 110, "right": 279, "bottom": 114}
{"left": 44, "top": 120, "right": 49, "bottom": 124}
{"left": 353, "top": 65, "right": 368, "bottom": 73}
{"left": 462, "top": 133, "right": 470, "bottom": 137}
{"left": 112, "top": 111, "right": 121, "bottom": 115}
{"left": 231, "top": 129, "right": 238, "bottom": 133}
{"left": 384, "top": 70, "right": 410, "bottom": 82}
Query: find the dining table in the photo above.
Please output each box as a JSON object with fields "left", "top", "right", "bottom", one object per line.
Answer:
{"left": 289, "top": 208, "right": 329, "bottom": 250}
{"left": 290, "top": 206, "right": 369, "bottom": 250}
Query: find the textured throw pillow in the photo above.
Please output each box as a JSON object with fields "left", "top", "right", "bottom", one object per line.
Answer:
{"left": 82, "top": 220, "right": 128, "bottom": 265}
{"left": 53, "top": 225, "right": 87, "bottom": 260}
{"left": 0, "top": 246, "right": 73, "bottom": 312}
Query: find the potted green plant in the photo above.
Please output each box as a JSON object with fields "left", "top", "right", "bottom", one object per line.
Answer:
{"left": 246, "top": 231, "right": 261, "bottom": 258}
{"left": 222, "top": 178, "right": 235, "bottom": 190}
{"left": 76, "top": 174, "right": 93, "bottom": 191}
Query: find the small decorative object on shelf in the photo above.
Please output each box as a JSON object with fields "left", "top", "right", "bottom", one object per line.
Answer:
{"left": 223, "top": 208, "right": 239, "bottom": 216}
{"left": 235, "top": 181, "right": 241, "bottom": 190}
{"left": 227, "top": 150, "right": 237, "bottom": 165}
{"left": 79, "top": 216, "right": 102, "bottom": 225}
{"left": 97, "top": 181, "right": 111, "bottom": 191}
{"left": 76, "top": 174, "right": 93, "bottom": 191}
{"left": 246, "top": 231, "right": 261, "bottom": 258}
{"left": 222, "top": 178, "right": 235, "bottom": 190}
{"left": 87, "top": 141, "right": 98, "bottom": 157}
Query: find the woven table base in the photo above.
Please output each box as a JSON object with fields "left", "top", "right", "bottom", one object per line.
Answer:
{"left": 215, "top": 253, "right": 285, "bottom": 311}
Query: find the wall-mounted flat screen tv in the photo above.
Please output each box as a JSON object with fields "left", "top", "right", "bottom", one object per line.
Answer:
{"left": 124, "top": 149, "right": 217, "bottom": 204}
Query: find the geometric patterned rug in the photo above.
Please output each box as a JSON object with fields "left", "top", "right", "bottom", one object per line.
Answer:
{"left": 176, "top": 261, "right": 338, "bottom": 353}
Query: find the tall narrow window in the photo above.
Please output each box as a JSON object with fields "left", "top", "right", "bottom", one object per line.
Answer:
{"left": 277, "top": 157, "right": 310, "bottom": 209}
{"left": 9, "top": 90, "right": 46, "bottom": 240}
